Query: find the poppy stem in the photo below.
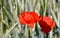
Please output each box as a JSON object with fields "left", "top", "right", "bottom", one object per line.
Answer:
{"left": 25, "top": 25, "right": 28, "bottom": 38}
{"left": 5, "top": 22, "right": 18, "bottom": 36}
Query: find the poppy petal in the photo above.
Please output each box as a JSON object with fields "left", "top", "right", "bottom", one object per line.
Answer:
{"left": 24, "top": 13, "right": 35, "bottom": 23}
{"left": 19, "top": 15, "right": 26, "bottom": 24}
{"left": 30, "top": 12, "right": 39, "bottom": 22}
{"left": 28, "top": 22, "right": 34, "bottom": 28}
{"left": 42, "top": 27, "right": 51, "bottom": 33}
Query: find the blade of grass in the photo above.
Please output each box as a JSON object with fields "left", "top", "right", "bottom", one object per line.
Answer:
{"left": 8, "top": 0, "right": 13, "bottom": 13}
{"left": 5, "top": 22, "right": 18, "bottom": 36}
{"left": 2, "top": 6, "right": 13, "bottom": 22}
{"left": 50, "top": 9, "right": 59, "bottom": 27}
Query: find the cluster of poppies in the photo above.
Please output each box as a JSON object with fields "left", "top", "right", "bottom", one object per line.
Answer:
{"left": 18, "top": 11, "right": 55, "bottom": 34}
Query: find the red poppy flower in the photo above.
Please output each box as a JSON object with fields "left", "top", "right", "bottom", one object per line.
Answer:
{"left": 39, "top": 16, "right": 55, "bottom": 33}
{"left": 19, "top": 11, "right": 39, "bottom": 28}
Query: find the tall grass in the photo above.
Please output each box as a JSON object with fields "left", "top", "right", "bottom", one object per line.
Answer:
{"left": 0, "top": 0, "right": 60, "bottom": 38}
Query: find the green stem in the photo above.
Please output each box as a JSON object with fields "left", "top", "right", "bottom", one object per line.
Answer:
{"left": 25, "top": 25, "right": 28, "bottom": 38}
